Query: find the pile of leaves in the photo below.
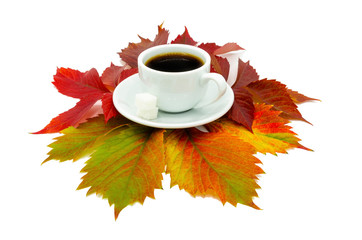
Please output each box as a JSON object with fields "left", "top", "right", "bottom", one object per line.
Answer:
{"left": 34, "top": 24, "right": 317, "bottom": 219}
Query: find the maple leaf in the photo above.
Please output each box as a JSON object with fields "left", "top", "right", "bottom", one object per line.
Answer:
{"left": 227, "top": 59, "right": 259, "bottom": 131}
{"left": 165, "top": 128, "right": 263, "bottom": 209}
{"left": 209, "top": 104, "right": 311, "bottom": 155}
{"left": 171, "top": 26, "right": 197, "bottom": 45}
{"left": 33, "top": 68, "right": 112, "bottom": 134}
{"left": 118, "top": 24, "right": 169, "bottom": 68}
{"left": 44, "top": 115, "right": 128, "bottom": 163}
{"left": 246, "top": 79, "right": 309, "bottom": 123}
{"left": 77, "top": 124, "right": 165, "bottom": 219}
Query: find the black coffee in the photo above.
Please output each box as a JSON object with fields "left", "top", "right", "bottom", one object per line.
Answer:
{"left": 145, "top": 52, "right": 204, "bottom": 72}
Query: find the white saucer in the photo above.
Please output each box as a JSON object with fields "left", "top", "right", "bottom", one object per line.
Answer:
{"left": 112, "top": 74, "right": 234, "bottom": 129}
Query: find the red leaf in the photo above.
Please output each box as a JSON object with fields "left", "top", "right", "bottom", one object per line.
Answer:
{"left": 53, "top": 68, "right": 108, "bottom": 99}
{"left": 227, "top": 87, "right": 255, "bottom": 131}
{"left": 212, "top": 56, "right": 230, "bottom": 80}
{"left": 198, "top": 43, "right": 230, "bottom": 80}
{"left": 101, "top": 63, "right": 125, "bottom": 90}
{"left": 198, "top": 42, "right": 221, "bottom": 54}
{"left": 227, "top": 59, "right": 260, "bottom": 130}
{"left": 34, "top": 68, "right": 112, "bottom": 134}
{"left": 118, "top": 24, "right": 169, "bottom": 68}
{"left": 214, "top": 42, "right": 244, "bottom": 55}
{"left": 171, "top": 27, "right": 197, "bottom": 45}
{"left": 100, "top": 66, "right": 137, "bottom": 122}
{"left": 33, "top": 97, "right": 99, "bottom": 134}
{"left": 232, "top": 59, "right": 259, "bottom": 88}
{"left": 101, "top": 92, "right": 119, "bottom": 123}
{"left": 117, "top": 68, "right": 138, "bottom": 86}
{"left": 247, "top": 79, "right": 309, "bottom": 123}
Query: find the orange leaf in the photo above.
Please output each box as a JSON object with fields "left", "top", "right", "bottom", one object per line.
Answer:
{"left": 210, "top": 104, "right": 311, "bottom": 155}
{"left": 165, "top": 128, "right": 263, "bottom": 209}
{"left": 287, "top": 89, "right": 320, "bottom": 104}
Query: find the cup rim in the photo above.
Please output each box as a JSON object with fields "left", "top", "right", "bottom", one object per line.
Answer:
{"left": 138, "top": 44, "right": 211, "bottom": 75}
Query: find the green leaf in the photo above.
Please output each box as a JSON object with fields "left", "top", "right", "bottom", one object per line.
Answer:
{"left": 44, "top": 115, "right": 128, "bottom": 163}
{"left": 77, "top": 124, "right": 165, "bottom": 219}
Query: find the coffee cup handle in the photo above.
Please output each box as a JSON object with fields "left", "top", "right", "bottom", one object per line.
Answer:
{"left": 194, "top": 73, "right": 227, "bottom": 109}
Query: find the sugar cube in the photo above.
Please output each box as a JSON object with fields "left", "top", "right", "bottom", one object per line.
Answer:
{"left": 137, "top": 107, "right": 158, "bottom": 120}
{"left": 135, "top": 93, "right": 157, "bottom": 109}
{"left": 135, "top": 93, "right": 158, "bottom": 120}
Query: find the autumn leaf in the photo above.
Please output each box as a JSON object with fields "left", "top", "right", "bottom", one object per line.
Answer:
{"left": 100, "top": 66, "right": 138, "bottom": 122}
{"left": 33, "top": 68, "right": 112, "bottom": 134}
{"left": 287, "top": 89, "right": 319, "bottom": 104}
{"left": 198, "top": 43, "right": 230, "bottom": 80}
{"left": 209, "top": 104, "right": 311, "bottom": 155}
{"left": 227, "top": 88, "right": 255, "bottom": 132}
{"left": 52, "top": 68, "right": 109, "bottom": 99}
{"left": 118, "top": 24, "right": 169, "bottom": 68}
{"left": 227, "top": 59, "right": 259, "bottom": 131}
{"left": 44, "top": 115, "right": 128, "bottom": 163}
{"left": 117, "top": 68, "right": 138, "bottom": 86}
{"left": 212, "top": 56, "right": 230, "bottom": 80}
{"left": 165, "top": 128, "right": 263, "bottom": 209}
{"left": 101, "top": 63, "right": 125, "bottom": 90}
{"left": 198, "top": 42, "right": 220, "bottom": 53}
{"left": 33, "top": 98, "right": 99, "bottom": 134}
{"left": 77, "top": 124, "right": 165, "bottom": 219}
{"left": 171, "top": 26, "right": 197, "bottom": 45}
{"left": 247, "top": 79, "right": 309, "bottom": 123}
{"left": 214, "top": 42, "right": 244, "bottom": 55}
{"left": 233, "top": 59, "right": 259, "bottom": 87}
{"left": 101, "top": 92, "right": 119, "bottom": 123}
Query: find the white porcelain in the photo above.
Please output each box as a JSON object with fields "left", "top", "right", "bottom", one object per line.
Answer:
{"left": 112, "top": 74, "right": 234, "bottom": 129}
{"left": 138, "top": 44, "right": 227, "bottom": 112}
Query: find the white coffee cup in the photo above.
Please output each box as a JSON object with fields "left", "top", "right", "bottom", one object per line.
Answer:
{"left": 138, "top": 44, "right": 227, "bottom": 113}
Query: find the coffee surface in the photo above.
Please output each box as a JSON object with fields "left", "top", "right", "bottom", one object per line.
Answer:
{"left": 146, "top": 52, "right": 203, "bottom": 72}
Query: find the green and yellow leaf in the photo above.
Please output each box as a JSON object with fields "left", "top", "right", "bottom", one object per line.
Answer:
{"left": 44, "top": 115, "right": 128, "bottom": 163}
{"left": 77, "top": 124, "right": 165, "bottom": 219}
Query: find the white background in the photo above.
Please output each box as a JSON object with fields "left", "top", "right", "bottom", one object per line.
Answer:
{"left": 1, "top": 0, "right": 361, "bottom": 239}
